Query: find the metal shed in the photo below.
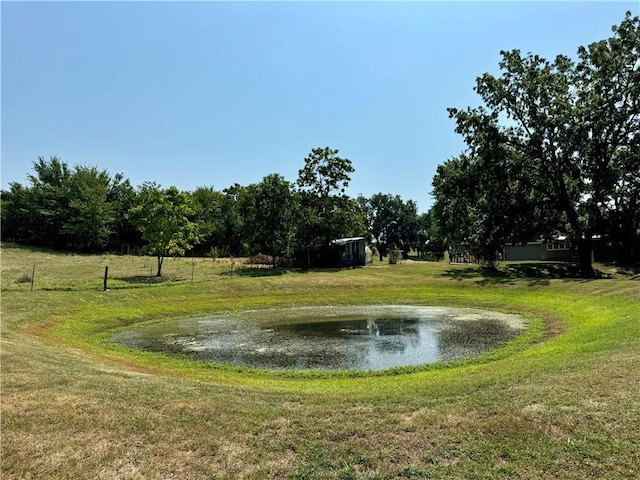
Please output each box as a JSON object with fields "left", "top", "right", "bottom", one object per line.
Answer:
{"left": 331, "top": 237, "right": 366, "bottom": 268}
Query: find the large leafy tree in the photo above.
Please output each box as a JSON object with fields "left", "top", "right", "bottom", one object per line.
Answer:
{"left": 107, "top": 173, "right": 139, "bottom": 250}
{"left": 240, "top": 174, "right": 297, "bottom": 267}
{"left": 358, "top": 193, "right": 419, "bottom": 261}
{"left": 1, "top": 181, "right": 41, "bottom": 245}
{"left": 1, "top": 156, "right": 132, "bottom": 251}
{"left": 431, "top": 145, "right": 542, "bottom": 269}
{"left": 62, "top": 165, "right": 115, "bottom": 252}
{"left": 220, "top": 183, "right": 248, "bottom": 257}
{"left": 27, "top": 156, "right": 72, "bottom": 248}
{"left": 573, "top": 12, "right": 640, "bottom": 265}
{"left": 191, "top": 186, "right": 226, "bottom": 255}
{"left": 430, "top": 155, "right": 474, "bottom": 260}
{"left": 127, "top": 183, "right": 200, "bottom": 276}
{"left": 296, "top": 147, "right": 363, "bottom": 266}
{"left": 443, "top": 12, "right": 639, "bottom": 275}
{"left": 416, "top": 210, "right": 445, "bottom": 259}
{"left": 451, "top": 51, "right": 587, "bottom": 270}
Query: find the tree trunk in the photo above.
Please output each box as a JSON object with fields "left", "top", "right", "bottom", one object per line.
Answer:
{"left": 576, "top": 237, "right": 594, "bottom": 277}
{"left": 616, "top": 227, "right": 639, "bottom": 266}
{"left": 156, "top": 255, "right": 164, "bottom": 277}
{"left": 555, "top": 175, "right": 594, "bottom": 277}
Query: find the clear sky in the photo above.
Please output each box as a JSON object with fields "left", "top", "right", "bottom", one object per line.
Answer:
{"left": 2, "top": 1, "right": 637, "bottom": 213}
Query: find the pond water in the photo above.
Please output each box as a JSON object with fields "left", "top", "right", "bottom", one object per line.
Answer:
{"left": 112, "top": 306, "right": 527, "bottom": 371}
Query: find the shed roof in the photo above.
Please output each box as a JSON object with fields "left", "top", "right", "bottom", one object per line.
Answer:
{"left": 331, "top": 237, "right": 366, "bottom": 245}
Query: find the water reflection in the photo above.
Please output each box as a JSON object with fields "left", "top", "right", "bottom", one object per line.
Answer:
{"left": 112, "top": 306, "right": 526, "bottom": 371}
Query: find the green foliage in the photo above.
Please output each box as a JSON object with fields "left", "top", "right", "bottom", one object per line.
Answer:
{"left": 3, "top": 147, "right": 400, "bottom": 268}
{"left": 358, "top": 193, "right": 418, "bottom": 261}
{"left": 61, "top": 165, "right": 115, "bottom": 251}
{"left": 1, "top": 182, "right": 40, "bottom": 244}
{"left": 221, "top": 183, "right": 250, "bottom": 257}
{"left": 127, "top": 183, "right": 200, "bottom": 276}
{"left": 106, "top": 173, "right": 138, "bottom": 248}
{"left": 573, "top": 12, "right": 640, "bottom": 266}
{"left": 240, "top": 174, "right": 297, "bottom": 267}
{"left": 190, "top": 186, "right": 225, "bottom": 254}
{"left": 416, "top": 211, "right": 445, "bottom": 259}
{"left": 297, "top": 147, "right": 354, "bottom": 199}
{"left": 434, "top": 12, "right": 640, "bottom": 275}
{"left": 1, "top": 156, "right": 134, "bottom": 252}
{"left": 296, "top": 147, "right": 364, "bottom": 266}
{"left": 27, "top": 156, "right": 72, "bottom": 247}
{"left": 432, "top": 142, "right": 543, "bottom": 269}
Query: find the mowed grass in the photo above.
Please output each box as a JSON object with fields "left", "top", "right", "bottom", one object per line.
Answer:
{"left": 2, "top": 243, "right": 639, "bottom": 479}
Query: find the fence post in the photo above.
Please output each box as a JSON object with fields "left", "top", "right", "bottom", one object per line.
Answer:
{"left": 103, "top": 266, "right": 109, "bottom": 291}
{"left": 31, "top": 264, "right": 36, "bottom": 291}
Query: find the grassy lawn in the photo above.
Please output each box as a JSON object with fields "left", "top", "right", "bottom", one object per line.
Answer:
{"left": 2, "top": 243, "right": 639, "bottom": 479}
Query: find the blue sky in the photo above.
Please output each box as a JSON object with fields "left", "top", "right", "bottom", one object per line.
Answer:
{"left": 2, "top": 1, "right": 637, "bottom": 212}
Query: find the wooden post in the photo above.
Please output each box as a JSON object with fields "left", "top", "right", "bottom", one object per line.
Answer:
{"left": 30, "top": 264, "right": 35, "bottom": 291}
{"left": 103, "top": 266, "right": 109, "bottom": 291}
{"left": 191, "top": 256, "right": 195, "bottom": 284}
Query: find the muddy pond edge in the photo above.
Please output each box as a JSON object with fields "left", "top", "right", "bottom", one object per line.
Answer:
{"left": 87, "top": 302, "right": 547, "bottom": 381}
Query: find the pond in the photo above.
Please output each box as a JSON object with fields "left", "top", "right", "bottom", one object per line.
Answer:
{"left": 112, "top": 305, "right": 527, "bottom": 371}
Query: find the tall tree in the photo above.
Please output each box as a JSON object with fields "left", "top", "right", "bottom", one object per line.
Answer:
{"left": 1, "top": 182, "right": 40, "bottom": 244}
{"left": 416, "top": 210, "right": 445, "bottom": 259}
{"left": 296, "top": 147, "right": 361, "bottom": 266}
{"left": 573, "top": 12, "right": 640, "bottom": 265}
{"left": 28, "top": 156, "right": 73, "bottom": 248}
{"left": 191, "top": 186, "right": 225, "bottom": 255}
{"left": 240, "top": 174, "right": 297, "bottom": 267}
{"left": 221, "top": 183, "right": 248, "bottom": 257}
{"left": 107, "top": 174, "right": 139, "bottom": 250}
{"left": 127, "top": 183, "right": 200, "bottom": 276}
{"left": 1, "top": 157, "right": 137, "bottom": 251}
{"left": 62, "top": 165, "right": 114, "bottom": 252}
{"left": 432, "top": 144, "right": 541, "bottom": 269}
{"left": 454, "top": 50, "right": 586, "bottom": 270}
{"left": 444, "top": 12, "right": 640, "bottom": 275}
{"left": 358, "top": 193, "right": 418, "bottom": 261}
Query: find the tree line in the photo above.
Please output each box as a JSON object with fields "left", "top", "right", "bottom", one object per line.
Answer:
{"left": 431, "top": 12, "right": 640, "bottom": 275}
{"left": 6, "top": 14, "right": 635, "bottom": 277}
{"left": 2, "top": 148, "right": 430, "bottom": 275}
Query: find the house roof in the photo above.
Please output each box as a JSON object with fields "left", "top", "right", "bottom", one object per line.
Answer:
{"left": 506, "top": 234, "right": 570, "bottom": 246}
{"left": 331, "top": 237, "right": 366, "bottom": 245}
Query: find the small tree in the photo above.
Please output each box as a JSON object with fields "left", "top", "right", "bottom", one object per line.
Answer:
{"left": 127, "top": 183, "right": 200, "bottom": 276}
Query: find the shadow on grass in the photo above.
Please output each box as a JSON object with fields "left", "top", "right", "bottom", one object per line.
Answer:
{"left": 442, "top": 262, "right": 611, "bottom": 286}
{"left": 602, "top": 263, "right": 640, "bottom": 280}
{"left": 220, "top": 267, "right": 287, "bottom": 278}
{"left": 114, "top": 275, "right": 177, "bottom": 285}
{"left": 221, "top": 266, "right": 348, "bottom": 277}
{"left": 406, "top": 254, "right": 445, "bottom": 263}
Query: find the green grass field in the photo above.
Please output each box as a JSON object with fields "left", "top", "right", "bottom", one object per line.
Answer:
{"left": 2, "top": 243, "right": 639, "bottom": 479}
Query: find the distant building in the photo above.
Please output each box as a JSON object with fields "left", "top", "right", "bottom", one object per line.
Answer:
{"left": 331, "top": 237, "right": 367, "bottom": 268}
{"left": 503, "top": 235, "right": 577, "bottom": 261}
{"left": 448, "top": 243, "right": 472, "bottom": 263}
